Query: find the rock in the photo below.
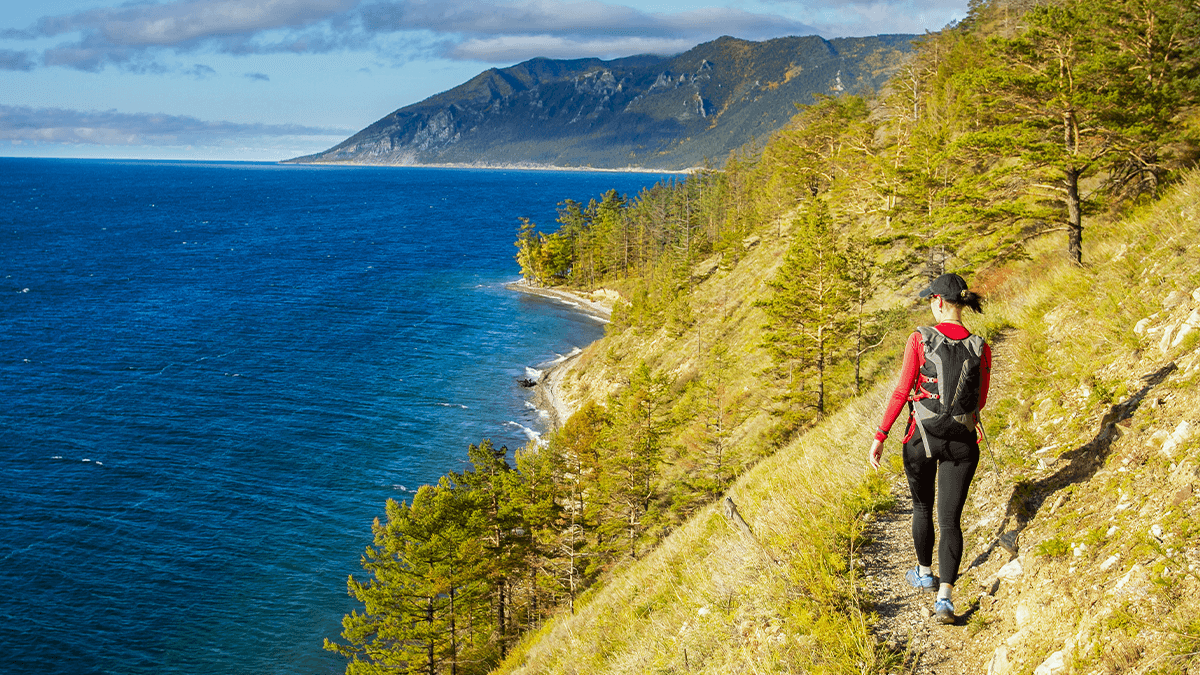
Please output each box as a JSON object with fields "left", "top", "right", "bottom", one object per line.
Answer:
{"left": 1034, "top": 650, "right": 1067, "bottom": 675}
{"left": 1161, "top": 421, "right": 1195, "bottom": 459}
{"left": 1006, "top": 627, "right": 1028, "bottom": 646}
{"left": 1135, "top": 317, "right": 1153, "bottom": 335}
{"left": 1100, "top": 555, "right": 1120, "bottom": 571}
{"left": 981, "top": 575, "right": 1001, "bottom": 595}
{"left": 690, "top": 255, "right": 720, "bottom": 282}
{"left": 1164, "top": 290, "right": 1187, "bottom": 310}
{"left": 1151, "top": 524, "right": 1164, "bottom": 540}
{"left": 1172, "top": 459, "right": 1200, "bottom": 485}
{"left": 1172, "top": 483, "right": 1193, "bottom": 505}
{"left": 1160, "top": 325, "right": 1177, "bottom": 354}
{"left": 1193, "top": 287, "right": 1200, "bottom": 303}
{"left": 1015, "top": 603, "right": 1032, "bottom": 627}
{"left": 998, "top": 558, "right": 1024, "bottom": 581}
{"left": 1000, "top": 531, "right": 1019, "bottom": 555}
{"left": 988, "top": 645, "right": 1011, "bottom": 675}
{"left": 1172, "top": 309, "right": 1200, "bottom": 347}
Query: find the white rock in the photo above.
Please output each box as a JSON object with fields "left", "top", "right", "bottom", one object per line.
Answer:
{"left": 1015, "top": 603, "right": 1032, "bottom": 627}
{"left": 1035, "top": 650, "right": 1067, "bottom": 675}
{"left": 1107, "top": 525, "right": 1119, "bottom": 537}
{"left": 1164, "top": 290, "right": 1187, "bottom": 310}
{"left": 1073, "top": 543, "right": 1087, "bottom": 557}
{"left": 1162, "top": 421, "right": 1195, "bottom": 459}
{"left": 1100, "top": 555, "right": 1120, "bottom": 571}
{"left": 1161, "top": 325, "right": 1177, "bottom": 354}
{"left": 1135, "top": 317, "right": 1153, "bottom": 335}
{"left": 1152, "top": 524, "right": 1164, "bottom": 539}
{"left": 998, "top": 558, "right": 1024, "bottom": 581}
{"left": 1173, "top": 310, "right": 1200, "bottom": 347}
{"left": 1193, "top": 287, "right": 1200, "bottom": 303}
{"left": 697, "top": 606, "right": 710, "bottom": 616}
{"left": 988, "top": 645, "right": 1011, "bottom": 675}
{"left": 1006, "top": 628, "right": 1028, "bottom": 646}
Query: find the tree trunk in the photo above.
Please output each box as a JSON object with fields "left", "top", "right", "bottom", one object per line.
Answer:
{"left": 1065, "top": 167, "right": 1083, "bottom": 264}
{"left": 427, "top": 596, "right": 436, "bottom": 675}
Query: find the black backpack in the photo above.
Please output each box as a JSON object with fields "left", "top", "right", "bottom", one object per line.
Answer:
{"left": 909, "top": 326, "right": 986, "bottom": 456}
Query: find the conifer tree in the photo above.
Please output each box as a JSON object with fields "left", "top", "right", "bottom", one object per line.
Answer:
{"left": 599, "top": 363, "right": 670, "bottom": 559}
{"left": 971, "top": 0, "right": 1199, "bottom": 263}
{"left": 327, "top": 481, "right": 486, "bottom": 675}
{"left": 760, "top": 199, "right": 854, "bottom": 417}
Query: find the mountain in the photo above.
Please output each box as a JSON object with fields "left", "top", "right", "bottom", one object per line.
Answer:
{"left": 286, "top": 35, "right": 916, "bottom": 170}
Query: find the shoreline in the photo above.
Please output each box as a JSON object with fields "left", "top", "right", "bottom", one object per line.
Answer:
{"left": 280, "top": 159, "right": 692, "bottom": 175}
{"left": 509, "top": 282, "right": 616, "bottom": 431}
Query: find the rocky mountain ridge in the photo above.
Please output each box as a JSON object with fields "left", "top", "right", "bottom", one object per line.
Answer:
{"left": 286, "top": 35, "right": 915, "bottom": 170}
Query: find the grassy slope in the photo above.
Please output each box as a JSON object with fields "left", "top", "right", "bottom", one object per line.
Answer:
{"left": 498, "top": 171, "right": 1200, "bottom": 674}
{"left": 947, "top": 173, "right": 1200, "bottom": 673}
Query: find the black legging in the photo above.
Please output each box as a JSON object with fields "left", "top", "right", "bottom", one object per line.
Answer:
{"left": 903, "top": 435, "right": 979, "bottom": 586}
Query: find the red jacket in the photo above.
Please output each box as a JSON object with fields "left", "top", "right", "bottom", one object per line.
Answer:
{"left": 874, "top": 323, "right": 992, "bottom": 443}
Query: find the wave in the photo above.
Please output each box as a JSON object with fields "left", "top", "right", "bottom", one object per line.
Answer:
{"left": 505, "top": 420, "right": 545, "bottom": 446}
{"left": 536, "top": 346, "right": 582, "bottom": 370}
{"left": 434, "top": 402, "right": 470, "bottom": 409}
{"left": 524, "top": 366, "right": 544, "bottom": 381}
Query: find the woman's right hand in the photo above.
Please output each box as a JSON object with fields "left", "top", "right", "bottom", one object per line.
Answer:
{"left": 868, "top": 438, "right": 884, "bottom": 470}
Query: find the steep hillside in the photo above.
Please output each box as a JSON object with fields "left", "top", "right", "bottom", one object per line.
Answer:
{"left": 495, "top": 171, "right": 1200, "bottom": 674}
{"left": 286, "top": 35, "right": 915, "bottom": 170}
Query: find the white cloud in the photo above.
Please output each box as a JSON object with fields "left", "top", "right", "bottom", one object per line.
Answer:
{"left": 3, "top": 0, "right": 955, "bottom": 72}
{"left": 33, "top": 0, "right": 360, "bottom": 46}
{"left": 448, "top": 35, "right": 698, "bottom": 61}
{"left": 0, "top": 105, "right": 350, "bottom": 146}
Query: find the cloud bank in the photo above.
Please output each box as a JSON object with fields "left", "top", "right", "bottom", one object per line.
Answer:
{"left": 0, "top": 105, "right": 350, "bottom": 146}
{"left": 0, "top": 0, "right": 967, "bottom": 72}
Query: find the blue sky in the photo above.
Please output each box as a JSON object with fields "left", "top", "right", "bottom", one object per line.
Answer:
{"left": 1, "top": 0, "right": 968, "bottom": 161}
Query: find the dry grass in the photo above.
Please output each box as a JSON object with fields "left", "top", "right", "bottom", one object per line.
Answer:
{"left": 505, "top": 170, "right": 1200, "bottom": 675}
{"left": 497, "top": 381, "right": 897, "bottom": 675}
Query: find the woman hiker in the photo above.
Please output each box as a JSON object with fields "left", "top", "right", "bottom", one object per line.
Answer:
{"left": 868, "top": 273, "right": 991, "bottom": 624}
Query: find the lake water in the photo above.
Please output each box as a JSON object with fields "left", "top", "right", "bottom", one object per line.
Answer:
{"left": 0, "top": 158, "right": 670, "bottom": 674}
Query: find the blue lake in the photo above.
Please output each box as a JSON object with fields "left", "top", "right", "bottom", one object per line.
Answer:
{"left": 0, "top": 158, "right": 670, "bottom": 674}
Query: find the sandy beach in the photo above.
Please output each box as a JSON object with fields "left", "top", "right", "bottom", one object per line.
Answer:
{"left": 509, "top": 282, "right": 615, "bottom": 430}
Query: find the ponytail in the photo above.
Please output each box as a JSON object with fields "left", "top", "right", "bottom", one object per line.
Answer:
{"left": 948, "top": 289, "right": 984, "bottom": 314}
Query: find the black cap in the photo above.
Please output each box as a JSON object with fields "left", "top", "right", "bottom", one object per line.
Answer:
{"left": 919, "top": 273, "right": 969, "bottom": 300}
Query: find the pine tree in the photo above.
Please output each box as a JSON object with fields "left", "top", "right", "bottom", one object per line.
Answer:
{"left": 327, "top": 482, "right": 486, "bottom": 675}
{"left": 760, "top": 199, "right": 854, "bottom": 418}
{"left": 971, "top": 0, "right": 1199, "bottom": 263}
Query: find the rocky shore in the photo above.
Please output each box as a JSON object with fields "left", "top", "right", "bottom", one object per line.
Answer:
{"left": 508, "top": 282, "right": 616, "bottom": 431}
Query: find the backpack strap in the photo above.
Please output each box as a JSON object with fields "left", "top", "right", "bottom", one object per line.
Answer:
{"left": 909, "top": 327, "right": 939, "bottom": 458}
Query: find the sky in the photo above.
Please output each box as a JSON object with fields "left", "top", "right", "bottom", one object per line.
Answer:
{"left": 0, "top": 0, "right": 969, "bottom": 161}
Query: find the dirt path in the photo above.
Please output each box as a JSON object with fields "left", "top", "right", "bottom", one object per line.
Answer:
{"left": 862, "top": 473, "right": 978, "bottom": 675}
{"left": 861, "top": 333, "right": 1020, "bottom": 674}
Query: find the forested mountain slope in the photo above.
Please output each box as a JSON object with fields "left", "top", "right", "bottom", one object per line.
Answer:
{"left": 287, "top": 35, "right": 915, "bottom": 170}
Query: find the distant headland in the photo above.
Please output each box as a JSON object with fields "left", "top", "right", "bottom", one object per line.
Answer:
{"left": 284, "top": 34, "right": 916, "bottom": 171}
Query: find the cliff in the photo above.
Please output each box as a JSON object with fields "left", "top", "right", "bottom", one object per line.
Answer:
{"left": 286, "top": 35, "right": 915, "bottom": 170}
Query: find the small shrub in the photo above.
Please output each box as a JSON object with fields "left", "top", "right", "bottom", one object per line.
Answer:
{"left": 1035, "top": 537, "right": 1071, "bottom": 557}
